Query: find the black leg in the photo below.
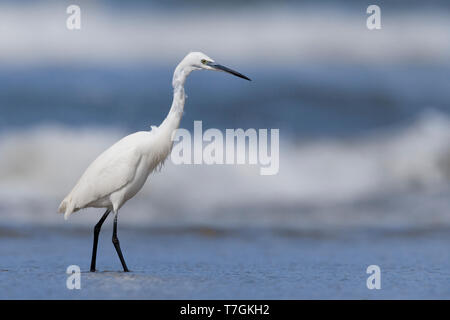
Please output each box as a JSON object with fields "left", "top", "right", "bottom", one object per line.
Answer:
{"left": 90, "top": 209, "right": 111, "bottom": 272}
{"left": 112, "top": 212, "right": 129, "bottom": 272}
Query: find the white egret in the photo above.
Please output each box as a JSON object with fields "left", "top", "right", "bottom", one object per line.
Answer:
{"left": 58, "top": 52, "right": 251, "bottom": 272}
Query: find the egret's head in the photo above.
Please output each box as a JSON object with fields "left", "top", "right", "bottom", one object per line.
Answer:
{"left": 182, "top": 52, "right": 251, "bottom": 81}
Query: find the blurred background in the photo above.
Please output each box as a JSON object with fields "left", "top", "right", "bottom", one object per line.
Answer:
{"left": 0, "top": 0, "right": 449, "bottom": 299}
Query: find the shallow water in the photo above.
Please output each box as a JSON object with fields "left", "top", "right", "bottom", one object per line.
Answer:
{"left": 1, "top": 1, "right": 450, "bottom": 300}
{"left": 0, "top": 226, "right": 449, "bottom": 299}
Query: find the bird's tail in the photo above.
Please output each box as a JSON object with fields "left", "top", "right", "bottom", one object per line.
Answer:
{"left": 58, "top": 196, "right": 75, "bottom": 220}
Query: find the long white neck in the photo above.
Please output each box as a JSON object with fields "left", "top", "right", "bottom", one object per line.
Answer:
{"left": 158, "top": 63, "right": 193, "bottom": 134}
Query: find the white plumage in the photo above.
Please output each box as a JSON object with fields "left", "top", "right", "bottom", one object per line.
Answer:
{"left": 57, "top": 52, "right": 250, "bottom": 272}
{"left": 59, "top": 130, "right": 167, "bottom": 219}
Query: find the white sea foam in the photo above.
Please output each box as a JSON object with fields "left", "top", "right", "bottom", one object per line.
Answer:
{"left": 0, "top": 3, "right": 449, "bottom": 66}
{"left": 0, "top": 111, "right": 449, "bottom": 228}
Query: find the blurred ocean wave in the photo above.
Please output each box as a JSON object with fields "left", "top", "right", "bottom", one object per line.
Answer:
{"left": 0, "top": 111, "right": 449, "bottom": 229}
{"left": 0, "top": 2, "right": 449, "bottom": 65}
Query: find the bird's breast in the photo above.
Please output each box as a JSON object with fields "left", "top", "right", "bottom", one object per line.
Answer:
{"left": 120, "top": 155, "right": 152, "bottom": 203}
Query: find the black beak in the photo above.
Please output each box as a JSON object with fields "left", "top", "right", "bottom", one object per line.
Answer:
{"left": 207, "top": 62, "right": 251, "bottom": 81}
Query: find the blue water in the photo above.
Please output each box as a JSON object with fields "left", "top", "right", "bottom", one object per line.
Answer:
{"left": 1, "top": 1, "right": 450, "bottom": 299}
{"left": 1, "top": 64, "right": 449, "bottom": 138}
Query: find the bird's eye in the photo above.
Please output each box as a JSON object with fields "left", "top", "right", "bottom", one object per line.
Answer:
{"left": 201, "top": 59, "right": 207, "bottom": 65}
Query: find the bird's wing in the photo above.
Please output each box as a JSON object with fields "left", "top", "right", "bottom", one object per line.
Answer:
{"left": 64, "top": 132, "right": 147, "bottom": 211}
